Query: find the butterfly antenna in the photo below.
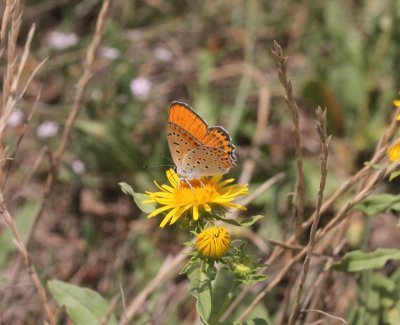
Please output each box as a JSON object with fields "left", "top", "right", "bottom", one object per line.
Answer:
{"left": 143, "top": 154, "right": 175, "bottom": 169}
{"left": 143, "top": 163, "right": 174, "bottom": 169}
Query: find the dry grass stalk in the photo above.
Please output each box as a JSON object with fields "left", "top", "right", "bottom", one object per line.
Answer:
{"left": 357, "top": 103, "right": 400, "bottom": 191}
{"left": 233, "top": 61, "right": 399, "bottom": 321}
{"left": 225, "top": 91, "right": 389, "bottom": 324}
{"left": 376, "top": 103, "right": 400, "bottom": 151}
{"left": 265, "top": 145, "right": 386, "bottom": 267}
{"left": 0, "top": 193, "right": 55, "bottom": 324}
{"left": 0, "top": 1, "right": 56, "bottom": 323}
{"left": 28, "top": 0, "right": 111, "bottom": 243}
{"left": 303, "top": 309, "right": 347, "bottom": 324}
{"left": 1, "top": 22, "right": 35, "bottom": 136}
{"left": 99, "top": 294, "right": 120, "bottom": 325}
{"left": 0, "top": 0, "right": 14, "bottom": 56}
{"left": 238, "top": 66, "right": 271, "bottom": 185}
{"left": 3, "top": 88, "right": 41, "bottom": 189}
{"left": 237, "top": 172, "right": 285, "bottom": 207}
{"left": 271, "top": 40, "right": 305, "bottom": 238}
{"left": 318, "top": 158, "right": 400, "bottom": 239}
{"left": 120, "top": 248, "right": 190, "bottom": 325}
{"left": 1, "top": 0, "right": 110, "bottom": 322}
{"left": 237, "top": 158, "right": 400, "bottom": 322}
{"left": 288, "top": 108, "right": 331, "bottom": 324}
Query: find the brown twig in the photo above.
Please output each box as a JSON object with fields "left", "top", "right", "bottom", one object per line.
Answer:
{"left": 288, "top": 108, "right": 331, "bottom": 324}
{"left": 271, "top": 40, "right": 305, "bottom": 239}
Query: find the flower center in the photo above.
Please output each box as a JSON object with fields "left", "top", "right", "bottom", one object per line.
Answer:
{"left": 173, "top": 182, "right": 218, "bottom": 206}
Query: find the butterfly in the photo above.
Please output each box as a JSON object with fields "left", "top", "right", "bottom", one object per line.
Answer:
{"left": 167, "top": 101, "right": 236, "bottom": 179}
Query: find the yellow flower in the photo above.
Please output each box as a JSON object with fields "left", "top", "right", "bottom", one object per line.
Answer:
{"left": 144, "top": 169, "right": 248, "bottom": 227}
{"left": 387, "top": 139, "right": 400, "bottom": 162}
{"left": 393, "top": 100, "right": 400, "bottom": 121}
{"left": 196, "top": 226, "right": 231, "bottom": 259}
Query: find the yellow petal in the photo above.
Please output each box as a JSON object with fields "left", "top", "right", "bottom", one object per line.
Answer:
{"left": 160, "top": 207, "right": 179, "bottom": 227}
{"left": 170, "top": 206, "right": 187, "bottom": 224}
{"left": 147, "top": 205, "right": 172, "bottom": 219}
{"left": 166, "top": 169, "right": 179, "bottom": 187}
{"left": 387, "top": 139, "right": 400, "bottom": 162}
{"left": 193, "top": 205, "right": 199, "bottom": 221}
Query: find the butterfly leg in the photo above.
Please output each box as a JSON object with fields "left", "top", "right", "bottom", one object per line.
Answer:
{"left": 183, "top": 178, "right": 196, "bottom": 193}
{"left": 198, "top": 177, "right": 206, "bottom": 188}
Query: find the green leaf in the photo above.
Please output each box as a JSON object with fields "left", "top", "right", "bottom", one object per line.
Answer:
{"left": 386, "top": 300, "right": 400, "bottom": 325}
{"left": 118, "top": 182, "right": 155, "bottom": 213}
{"left": 0, "top": 200, "right": 39, "bottom": 268}
{"left": 389, "top": 170, "right": 400, "bottom": 181}
{"left": 119, "top": 182, "right": 135, "bottom": 197}
{"left": 238, "top": 215, "right": 264, "bottom": 227}
{"left": 216, "top": 215, "right": 264, "bottom": 227}
{"left": 188, "top": 267, "right": 201, "bottom": 298}
{"left": 188, "top": 267, "right": 212, "bottom": 323}
{"left": 355, "top": 194, "right": 400, "bottom": 216}
{"left": 330, "top": 248, "right": 400, "bottom": 272}
{"left": 390, "top": 267, "right": 400, "bottom": 285}
{"left": 209, "top": 267, "right": 235, "bottom": 323}
{"left": 48, "top": 280, "right": 117, "bottom": 325}
{"left": 371, "top": 272, "right": 396, "bottom": 294}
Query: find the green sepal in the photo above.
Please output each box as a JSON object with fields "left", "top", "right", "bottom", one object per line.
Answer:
{"left": 119, "top": 182, "right": 156, "bottom": 213}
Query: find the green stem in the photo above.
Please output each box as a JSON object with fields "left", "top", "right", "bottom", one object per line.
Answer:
{"left": 358, "top": 216, "right": 372, "bottom": 324}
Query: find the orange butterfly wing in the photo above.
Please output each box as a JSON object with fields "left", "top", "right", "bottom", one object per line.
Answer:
{"left": 200, "top": 127, "right": 236, "bottom": 168}
{"left": 167, "top": 101, "right": 236, "bottom": 177}
{"left": 168, "top": 102, "right": 208, "bottom": 140}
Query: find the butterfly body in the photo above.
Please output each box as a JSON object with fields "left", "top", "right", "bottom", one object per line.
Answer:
{"left": 167, "top": 101, "right": 236, "bottom": 179}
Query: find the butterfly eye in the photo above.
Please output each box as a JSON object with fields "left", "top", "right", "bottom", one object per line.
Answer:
{"left": 173, "top": 165, "right": 178, "bottom": 173}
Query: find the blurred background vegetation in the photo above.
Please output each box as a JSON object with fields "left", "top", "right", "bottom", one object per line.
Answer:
{"left": 1, "top": 0, "right": 400, "bottom": 323}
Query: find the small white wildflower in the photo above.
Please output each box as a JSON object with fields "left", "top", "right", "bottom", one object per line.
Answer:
{"left": 47, "top": 31, "right": 79, "bottom": 50}
{"left": 129, "top": 77, "right": 152, "bottom": 101}
{"left": 153, "top": 47, "right": 172, "bottom": 62}
{"left": 8, "top": 110, "right": 24, "bottom": 127}
{"left": 91, "top": 89, "right": 103, "bottom": 101}
{"left": 99, "top": 47, "right": 120, "bottom": 60}
{"left": 37, "top": 121, "right": 59, "bottom": 139}
{"left": 72, "top": 160, "right": 86, "bottom": 174}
